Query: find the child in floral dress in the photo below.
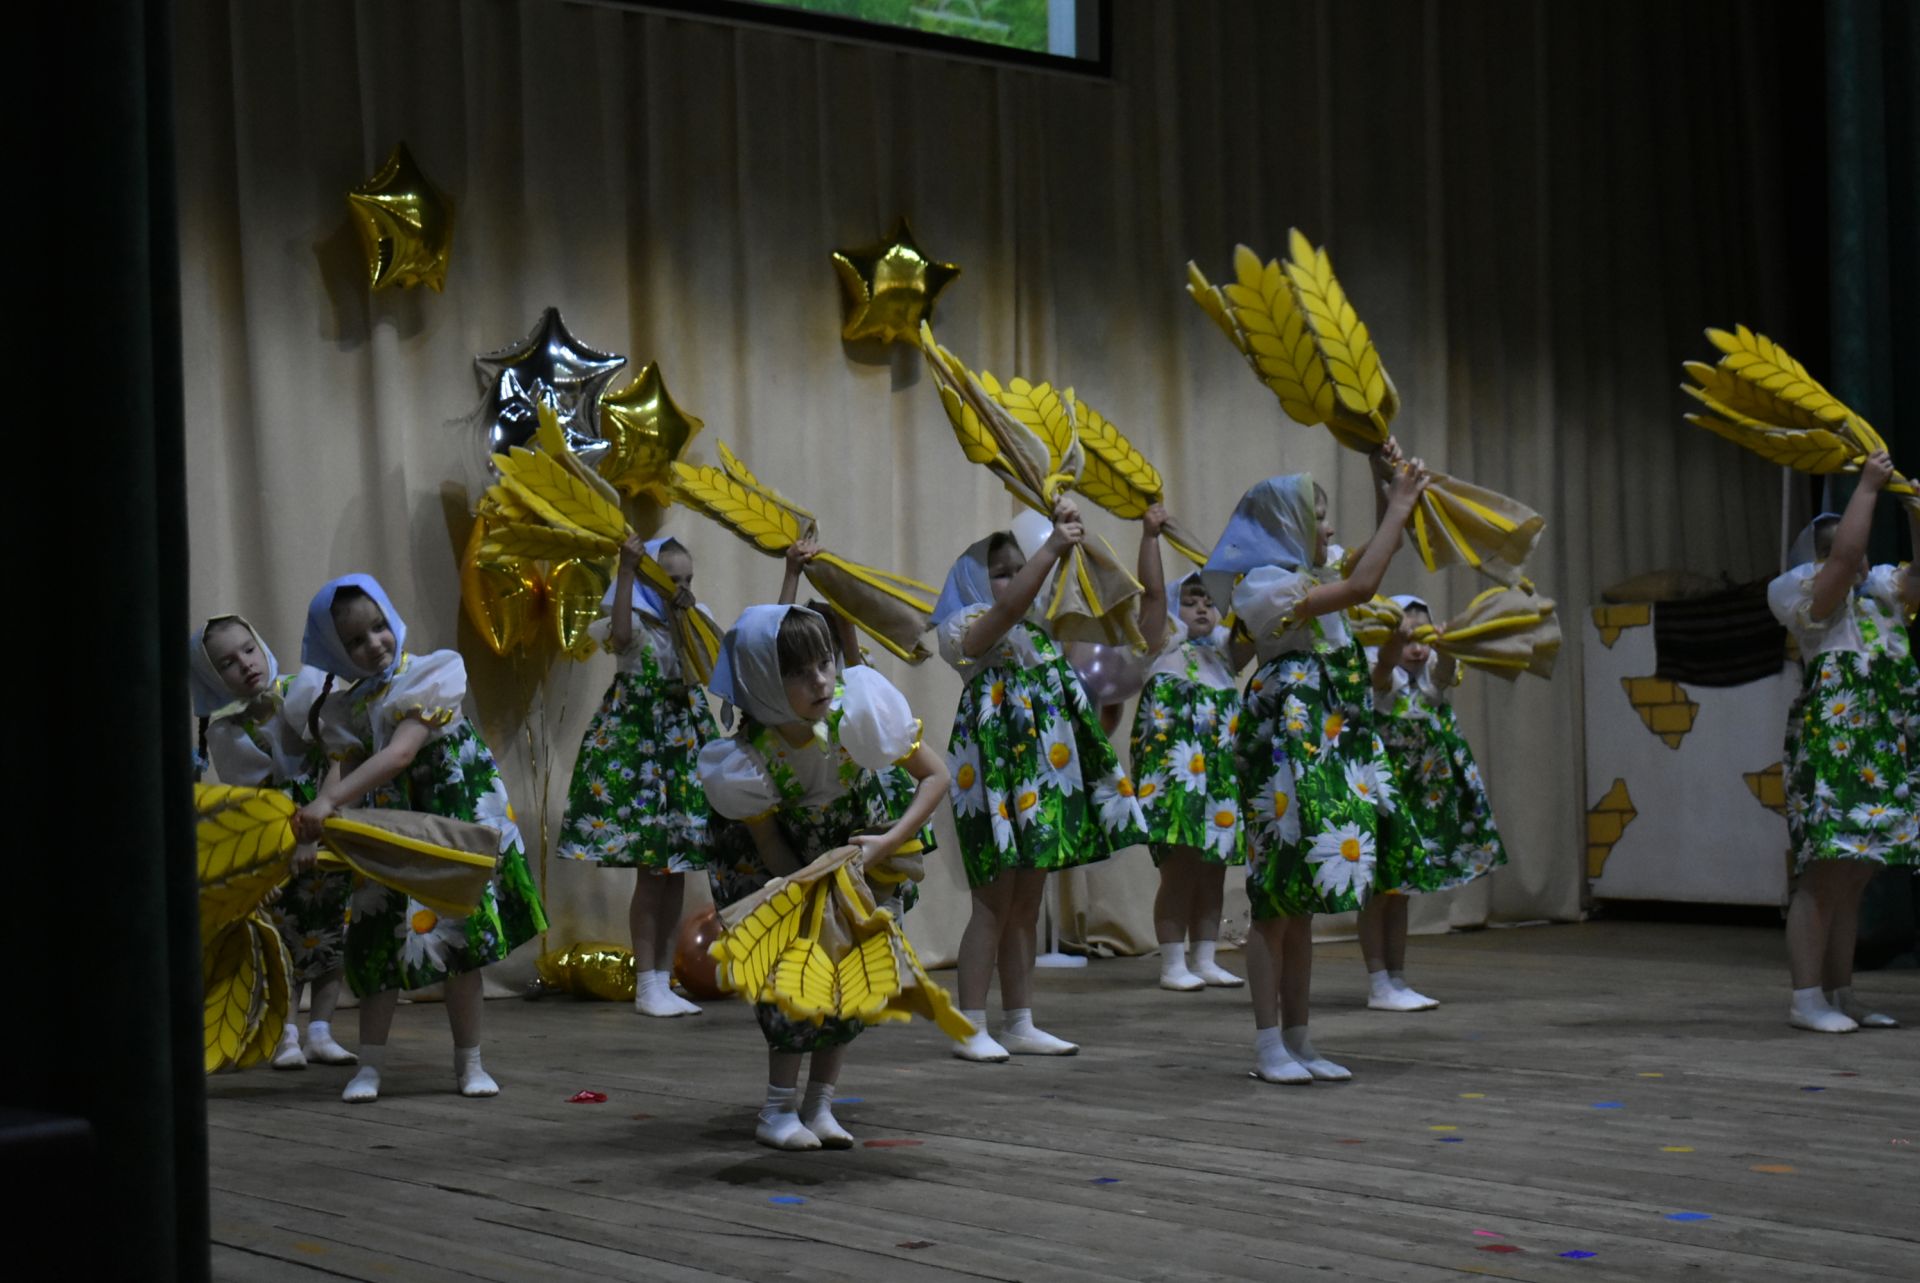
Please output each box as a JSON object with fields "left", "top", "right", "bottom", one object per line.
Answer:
{"left": 1361, "top": 595, "right": 1508, "bottom": 1012}
{"left": 1767, "top": 452, "right": 1919, "bottom": 1033}
{"left": 938, "top": 497, "right": 1149, "bottom": 1063}
{"left": 293, "top": 574, "right": 547, "bottom": 1102}
{"left": 1205, "top": 457, "right": 1429, "bottom": 1084}
{"left": 697, "top": 605, "right": 948, "bottom": 1150}
{"left": 193, "top": 615, "right": 356, "bottom": 1069}
{"left": 1129, "top": 505, "right": 1248, "bottom": 992}
{"left": 558, "top": 535, "right": 715, "bottom": 1018}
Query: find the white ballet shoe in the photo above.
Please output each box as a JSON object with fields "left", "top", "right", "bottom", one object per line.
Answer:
{"left": 1000, "top": 1010, "right": 1077, "bottom": 1055}
{"left": 1283, "top": 1026, "right": 1351, "bottom": 1081}
{"left": 756, "top": 1087, "right": 821, "bottom": 1150}
{"left": 270, "top": 1022, "right": 307, "bottom": 1070}
{"left": 454, "top": 1046, "right": 499, "bottom": 1097}
{"left": 801, "top": 1084, "right": 854, "bottom": 1150}
{"left": 302, "top": 1020, "right": 358, "bottom": 1065}
{"left": 1828, "top": 987, "right": 1898, "bottom": 1029}
{"left": 635, "top": 971, "right": 700, "bottom": 1018}
{"left": 1789, "top": 987, "right": 1857, "bottom": 1033}
{"left": 1252, "top": 1029, "right": 1312, "bottom": 1084}
{"left": 1159, "top": 966, "right": 1205, "bottom": 992}
{"left": 952, "top": 1010, "right": 1010, "bottom": 1062}
{"left": 1190, "top": 942, "right": 1244, "bottom": 987}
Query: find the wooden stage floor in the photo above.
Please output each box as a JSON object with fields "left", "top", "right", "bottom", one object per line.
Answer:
{"left": 208, "top": 921, "right": 1917, "bottom": 1282}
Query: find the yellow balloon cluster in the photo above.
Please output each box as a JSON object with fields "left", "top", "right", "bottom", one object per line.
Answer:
{"left": 534, "top": 942, "right": 637, "bottom": 1001}
{"left": 459, "top": 517, "right": 608, "bottom": 661}
{"left": 347, "top": 142, "right": 455, "bottom": 292}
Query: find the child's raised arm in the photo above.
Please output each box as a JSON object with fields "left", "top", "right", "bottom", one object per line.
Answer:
{"left": 1137, "top": 503, "right": 1170, "bottom": 653}
{"left": 611, "top": 534, "right": 643, "bottom": 654}
{"left": 1300, "top": 461, "right": 1431, "bottom": 618}
{"left": 779, "top": 536, "right": 819, "bottom": 606}
{"left": 961, "top": 498, "right": 1085, "bottom": 658}
{"left": 1373, "top": 612, "right": 1414, "bottom": 692}
{"left": 1810, "top": 451, "right": 1891, "bottom": 621}
{"left": 292, "top": 718, "right": 434, "bottom": 839}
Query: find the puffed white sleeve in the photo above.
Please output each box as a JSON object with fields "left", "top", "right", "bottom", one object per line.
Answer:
{"left": 204, "top": 719, "right": 273, "bottom": 787}
{"left": 1232, "top": 566, "right": 1314, "bottom": 643}
{"left": 1766, "top": 564, "right": 1821, "bottom": 632}
{"left": 586, "top": 611, "right": 625, "bottom": 654}
{"left": 697, "top": 738, "right": 781, "bottom": 821}
{"left": 936, "top": 602, "right": 999, "bottom": 675}
{"left": 1861, "top": 564, "right": 1915, "bottom": 617}
{"left": 382, "top": 650, "right": 468, "bottom": 738}
{"left": 836, "top": 665, "right": 924, "bottom": 771}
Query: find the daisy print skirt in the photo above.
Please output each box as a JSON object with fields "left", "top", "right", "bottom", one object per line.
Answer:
{"left": 1783, "top": 646, "right": 1920, "bottom": 873}
{"left": 1129, "top": 672, "right": 1247, "bottom": 866}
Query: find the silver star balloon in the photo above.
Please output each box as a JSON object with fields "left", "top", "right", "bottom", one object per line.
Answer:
{"left": 473, "top": 307, "right": 625, "bottom": 455}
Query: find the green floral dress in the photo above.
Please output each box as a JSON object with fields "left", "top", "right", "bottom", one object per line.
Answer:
{"left": 559, "top": 611, "right": 715, "bottom": 872}
{"left": 205, "top": 668, "right": 353, "bottom": 985}
{"left": 1230, "top": 568, "right": 1425, "bottom": 919}
{"left": 700, "top": 666, "right": 932, "bottom": 1052}
{"left": 1129, "top": 631, "right": 1248, "bottom": 866}
{"left": 1770, "top": 564, "right": 1920, "bottom": 871}
{"left": 940, "top": 609, "right": 1148, "bottom": 889}
{"left": 316, "top": 650, "right": 549, "bottom": 996}
{"left": 1370, "top": 656, "right": 1508, "bottom": 891}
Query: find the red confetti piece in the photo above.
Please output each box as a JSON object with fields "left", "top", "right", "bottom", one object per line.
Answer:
{"left": 1479, "top": 1244, "right": 1523, "bottom": 1254}
{"left": 1337, "top": 1138, "right": 1365, "bottom": 1145}
{"left": 898, "top": 1241, "right": 934, "bottom": 1250}
{"left": 863, "top": 1139, "right": 925, "bottom": 1148}
{"left": 566, "top": 1090, "right": 608, "bottom": 1103}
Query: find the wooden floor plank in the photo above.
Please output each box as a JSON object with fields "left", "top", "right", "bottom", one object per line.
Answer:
{"left": 207, "top": 922, "right": 1918, "bottom": 1282}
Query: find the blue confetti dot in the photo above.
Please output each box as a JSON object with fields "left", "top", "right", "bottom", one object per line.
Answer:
{"left": 1665, "top": 1212, "right": 1712, "bottom": 1222}
{"left": 1592, "top": 1102, "right": 1624, "bottom": 1110}
{"left": 1800, "top": 1086, "right": 1826, "bottom": 1092}
{"left": 1437, "top": 1137, "right": 1465, "bottom": 1143}
{"left": 1559, "top": 1250, "right": 1598, "bottom": 1259}
{"left": 769, "top": 1196, "right": 807, "bottom": 1205}
{"left": 1090, "top": 1177, "right": 1121, "bottom": 1184}
{"left": 835, "top": 1097, "right": 864, "bottom": 1105}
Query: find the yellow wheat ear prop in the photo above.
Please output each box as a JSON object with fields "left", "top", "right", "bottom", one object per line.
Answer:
{"left": 708, "top": 845, "right": 976, "bottom": 1042}
{"left": 1344, "top": 588, "right": 1560, "bottom": 682}
{"left": 1065, "top": 391, "right": 1214, "bottom": 566}
{"left": 1188, "top": 236, "right": 1546, "bottom": 583}
{"left": 919, "top": 323, "right": 1147, "bottom": 647}
{"left": 1682, "top": 325, "right": 1918, "bottom": 513}
{"left": 672, "top": 444, "right": 937, "bottom": 663}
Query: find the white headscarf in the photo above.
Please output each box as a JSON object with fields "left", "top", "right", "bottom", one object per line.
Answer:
{"left": 189, "top": 615, "right": 279, "bottom": 718}
{"left": 933, "top": 535, "right": 999, "bottom": 630}
{"left": 603, "top": 535, "right": 681, "bottom": 623}
{"left": 710, "top": 603, "right": 824, "bottom": 728}
{"left": 1201, "top": 474, "right": 1318, "bottom": 610}
{"left": 1786, "top": 513, "right": 1842, "bottom": 569}
{"left": 1390, "top": 593, "right": 1431, "bottom": 615}
{"left": 301, "top": 573, "right": 408, "bottom": 680}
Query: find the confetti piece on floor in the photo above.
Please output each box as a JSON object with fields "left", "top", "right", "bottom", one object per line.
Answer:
{"left": 1592, "top": 1102, "right": 1624, "bottom": 1110}
{"left": 1478, "top": 1244, "right": 1522, "bottom": 1254}
{"left": 1337, "top": 1138, "right": 1365, "bottom": 1145}
{"left": 1665, "top": 1212, "right": 1713, "bottom": 1222}
{"left": 769, "top": 1196, "right": 807, "bottom": 1205}
{"left": 1751, "top": 1164, "right": 1794, "bottom": 1174}
{"left": 1429, "top": 1125, "right": 1459, "bottom": 1131}
{"left": 1438, "top": 1137, "right": 1466, "bottom": 1143}
{"left": 1661, "top": 1146, "right": 1694, "bottom": 1153}
{"left": 863, "top": 1139, "right": 924, "bottom": 1148}
{"left": 1832, "top": 1071, "right": 1858, "bottom": 1078}
{"left": 1893, "top": 1139, "right": 1911, "bottom": 1146}
{"left": 1800, "top": 1086, "right": 1827, "bottom": 1092}
{"left": 836, "top": 1097, "right": 865, "bottom": 1104}
{"left": 898, "top": 1241, "right": 933, "bottom": 1249}
{"left": 566, "top": 1091, "right": 608, "bottom": 1103}
{"left": 1638, "top": 1072, "right": 1665, "bottom": 1078}
{"left": 1460, "top": 1092, "right": 1487, "bottom": 1099}
{"left": 1559, "top": 1250, "right": 1598, "bottom": 1259}
{"left": 1090, "top": 1177, "right": 1121, "bottom": 1185}
{"left": 1472, "top": 1230, "right": 1503, "bottom": 1238}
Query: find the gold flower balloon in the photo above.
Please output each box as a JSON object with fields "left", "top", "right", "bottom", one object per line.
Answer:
{"left": 597, "top": 361, "right": 703, "bottom": 502}
{"left": 831, "top": 217, "right": 961, "bottom": 346}
{"left": 347, "top": 142, "right": 455, "bottom": 292}
{"left": 459, "top": 518, "right": 607, "bottom": 660}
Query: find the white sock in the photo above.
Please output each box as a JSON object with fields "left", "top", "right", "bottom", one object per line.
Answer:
{"left": 1824, "top": 986, "right": 1896, "bottom": 1028}
{"left": 635, "top": 969, "right": 699, "bottom": 1018}
{"left": 1789, "top": 986, "right": 1856, "bottom": 1033}
{"left": 342, "top": 1044, "right": 385, "bottom": 1102}
{"left": 1190, "top": 940, "right": 1244, "bottom": 987}
{"left": 801, "top": 1081, "right": 854, "bottom": 1149}
{"left": 952, "top": 1009, "right": 1010, "bottom": 1062}
{"left": 270, "top": 1020, "right": 307, "bottom": 1070}
{"left": 1282, "top": 1024, "right": 1350, "bottom": 1081}
{"left": 1159, "top": 942, "right": 1203, "bottom": 990}
{"left": 1387, "top": 969, "right": 1439, "bottom": 1007}
{"left": 1001, "top": 1008, "right": 1078, "bottom": 1055}
{"left": 303, "top": 1019, "right": 358, "bottom": 1065}
{"left": 1253, "top": 1025, "right": 1310, "bottom": 1084}
{"left": 755, "top": 1085, "right": 821, "bottom": 1150}
{"left": 454, "top": 1044, "right": 499, "bottom": 1097}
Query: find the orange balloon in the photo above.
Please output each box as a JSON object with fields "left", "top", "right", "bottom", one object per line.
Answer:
{"left": 671, "top": 905, "right": 728, "bottom": 1001}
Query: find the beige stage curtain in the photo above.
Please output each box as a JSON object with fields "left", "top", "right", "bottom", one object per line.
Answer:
{"left": 177, "top": 0, "right": 1800, "bottom": 975}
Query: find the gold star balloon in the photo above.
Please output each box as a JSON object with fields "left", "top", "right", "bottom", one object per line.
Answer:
{"left": 831, "top": 217, "right": 961, "bottom": 346}
{"left": 597, "top": 361, "right": 703, "bottom": 503}
{"left": 347, "top": 142, "right": 455, "bottom": 292}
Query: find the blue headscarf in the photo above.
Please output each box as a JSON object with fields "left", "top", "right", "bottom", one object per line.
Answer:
{"left": 301, "top": 573, "right": 408, "bottom": 680}
{"left": 603, "top": 535, "right": 682, "bottom": 623}
{"left": 1200, "top": 474, "right": 1318, "bottom": 611}
{"left": 710, "top": 603, "right": 821, "bottom": 728}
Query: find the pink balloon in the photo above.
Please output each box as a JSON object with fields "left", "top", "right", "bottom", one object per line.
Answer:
{"left": 1065, "top": 642, "right": 1152, "bottom": 705}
